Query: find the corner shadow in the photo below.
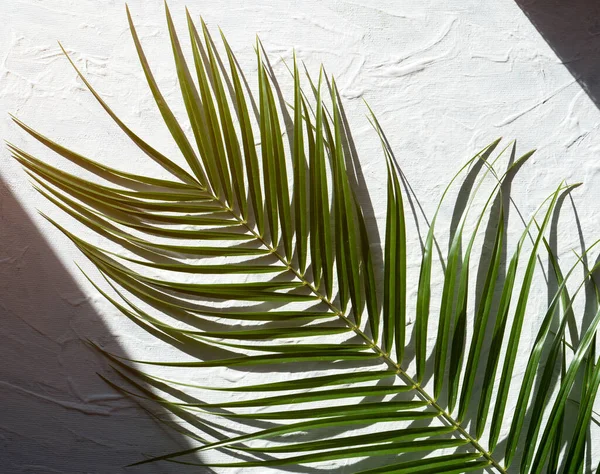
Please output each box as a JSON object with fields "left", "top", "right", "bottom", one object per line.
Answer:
{"left": 515, "top": 0, "right": 600, "bottom": 108}
{"left": 0, "top": 178, "right": 199, "bottom": 473}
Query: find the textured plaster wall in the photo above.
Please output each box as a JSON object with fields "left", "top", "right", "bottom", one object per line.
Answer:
{"left": 1, "top": 0, "right": 599, "bottom": 472}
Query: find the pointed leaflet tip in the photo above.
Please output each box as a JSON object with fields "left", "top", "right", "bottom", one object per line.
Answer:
{"left": 125, "top": 4, "right": 134, "bottom": 24}
{"left": 57, "top": 41, "right": 68, "bottom": 56}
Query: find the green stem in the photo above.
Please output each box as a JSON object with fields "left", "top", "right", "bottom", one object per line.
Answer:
{"left": 211, "top": 191, "right": 506, "bottom": 474}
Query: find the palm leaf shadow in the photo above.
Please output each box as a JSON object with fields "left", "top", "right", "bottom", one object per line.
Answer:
{"left": 0, "top": 178, "right": 201, "bottom": 473}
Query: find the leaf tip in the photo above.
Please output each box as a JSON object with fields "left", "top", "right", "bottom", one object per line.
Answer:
{"left": 57, "top": 40, "right": 67, "bottom": 55}
{"left": 184, "top": 6, "right": 193, "bottom": 22}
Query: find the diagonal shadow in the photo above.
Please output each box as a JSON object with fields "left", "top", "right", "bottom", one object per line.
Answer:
{"left": 515, "top": 0, "right": 600, "bottom": 109}
{"left": 0, "top": 177, "right": 200, "bottom": 473}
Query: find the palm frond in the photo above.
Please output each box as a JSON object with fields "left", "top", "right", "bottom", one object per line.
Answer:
{"left": 11, "top": 5, "right": 600, "bottom": 473}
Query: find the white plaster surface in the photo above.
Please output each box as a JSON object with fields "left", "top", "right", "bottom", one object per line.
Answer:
{"left": 1, "top": 0, "right": 599, "bottom": 472}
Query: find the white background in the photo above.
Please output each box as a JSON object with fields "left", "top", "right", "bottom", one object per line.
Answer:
{"left": 1, "top": 0, "right": 599, "bottom": 472}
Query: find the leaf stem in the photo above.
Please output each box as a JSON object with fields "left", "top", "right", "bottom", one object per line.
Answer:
{"left": 213, "top": 192, "right": 507, "bottom": 474}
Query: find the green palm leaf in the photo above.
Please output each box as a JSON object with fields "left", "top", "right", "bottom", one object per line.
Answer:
{"left": 11, "top": 5, "right": 600, "bottom": 473}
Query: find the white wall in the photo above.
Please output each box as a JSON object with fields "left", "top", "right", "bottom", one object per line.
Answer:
{"left": 1, "top": 0, "right": 599, "bottom": 472}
